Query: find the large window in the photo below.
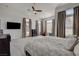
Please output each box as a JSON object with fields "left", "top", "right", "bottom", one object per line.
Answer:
{"left": 26, "top": 19, "right": 30, "bottom": 36}
{"left": 38, "top": 21, "right": 41, "bottom": 35}
{"left": 47, "top": 20, "right": 52, "bottom": 35}
{"left": 65, "top": 8, "right": 74, "bottom": 37}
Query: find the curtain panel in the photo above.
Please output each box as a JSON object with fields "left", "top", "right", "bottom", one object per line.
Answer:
{"left": 29, "top": 19, "right": 32, "bottom": 37}
{"left": 57, "top": 11, "right": 66, "bottom": 38}
{"left": 36, "top": 20, "right": 39, "bottom": 36}
{"left": 74, "top": 6, "right": 79, "bottom": 36}
{"left": 22, "top": 18, "right": 26, "bottom": 38}
{"left": 41, "top": 20, "right": 43, "bottom": 35}
{"left": 22, "top": 18, "right": 32, "bottom": 37}
{"left": 45, "top": 20, "right": 47, "bottom": 36}
{"left": 52, "top": 19, "right": 55, "bottom": 36}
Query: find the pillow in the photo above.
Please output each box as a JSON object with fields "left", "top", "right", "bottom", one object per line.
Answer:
{"left": 58, "top": 38, "right": 78, "bottom": 51}
{"left": 71, "top": 37, "right": 79, "bottom": 50}
{"left": 44, "top": 36, "right": 78, "bottom": 51}
{"left": 73, "top": 41, "right": 79, "bottom": 56}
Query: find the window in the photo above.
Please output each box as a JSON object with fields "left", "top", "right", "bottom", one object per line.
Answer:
{"left": 26, "top": 19, "right": 30, "bottom": 36}
{"left": 47, "top": 20, "right": 52, "bottom": 35}
{"left": 65, "top": 8, "right": 74, "bottom": 37}
{"left": 38, "top": 21, "right": 41, "bottom": 35}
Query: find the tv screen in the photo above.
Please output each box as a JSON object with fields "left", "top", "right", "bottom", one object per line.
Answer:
{"left": 7, "top": 22, "right": 21, "bottom": 29}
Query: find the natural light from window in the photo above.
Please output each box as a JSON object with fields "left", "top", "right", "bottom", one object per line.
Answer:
{"left": 47, "top": 20, "right": 52, "bottom": 35}
{"left": 65, "top": 8, "right": 74, "bottom": 37}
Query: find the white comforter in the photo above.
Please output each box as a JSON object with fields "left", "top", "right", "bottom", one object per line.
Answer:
{"left": 10, "top": 36, "right": 75, "bottom": 56}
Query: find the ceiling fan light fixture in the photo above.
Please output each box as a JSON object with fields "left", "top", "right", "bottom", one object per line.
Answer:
{"left": 33, "top": 11, "right": 37, "bottom": 14}
{"left": 33, "top": 11, "right": 36, "bottom": 13}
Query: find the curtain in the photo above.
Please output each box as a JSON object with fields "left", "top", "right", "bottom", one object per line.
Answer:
{"left": 57, "top": 11, "right": 66, "bottom": 38}
{"left": 29, "top": 19, "right": 32, "bottom": 37}
{"left": 22, "top": 18, "right": 26, "bottom": 38}
{"left": 41, "top": 20, "right": 47, "bottom": 36}
{"left": 22, "top": 18, "right": 32, "bottom": 37}
{"left": 41, "top": 20, "right": 43, "bottom": 35}
{"left": 45, "top": 20, "right": 47, "bottom": 36}
{"left": 36, "top": 20, "right": 38, "bottom": 36}
{"left": 74, "top": 6, "right": 79, "bottom": 36}
{"left": 52, "top": 19, "right": 55, "bottom": 36}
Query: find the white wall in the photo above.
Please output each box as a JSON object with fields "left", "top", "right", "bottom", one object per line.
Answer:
{"left": 55, "top": 3, "right": 79, "bottom": 36}
{"left": 0, "top": 4, "right": 41, "bottom": 39}
{"left": 0, "top": 6, "right": 26, "bottom": 40}
{"left": 0, "top": 18, "right": 22, "bottom": 40}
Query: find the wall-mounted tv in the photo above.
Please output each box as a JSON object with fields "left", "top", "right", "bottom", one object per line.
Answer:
{"left": 7, "top": 22, "right": 21, "bottom": 29}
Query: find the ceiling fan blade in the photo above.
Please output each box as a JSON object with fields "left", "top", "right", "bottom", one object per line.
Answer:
{"left": 35, "top": 10, "right": 42, "bottom": 12}
{"left": 32, "top": 6, "right": 35, "bottom": 11}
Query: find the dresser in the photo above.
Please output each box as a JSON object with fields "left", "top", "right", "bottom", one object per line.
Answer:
{"left": 0, "top": 34, "right": 11, "bottom": 56}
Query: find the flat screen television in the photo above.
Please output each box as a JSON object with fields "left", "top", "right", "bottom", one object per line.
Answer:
{"left": 7, "top": 22, "right": 21, "bottom": 29}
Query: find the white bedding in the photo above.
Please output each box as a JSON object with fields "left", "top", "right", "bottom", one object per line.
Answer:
{"left": 10, "top": 36, "right": 75, "bottom": 56}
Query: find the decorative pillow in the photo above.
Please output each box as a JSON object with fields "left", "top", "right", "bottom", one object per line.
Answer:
{"left": 73, "top": 41, "right": 79, "bottom": 56}
{"left": 68, "top": 37, "right": 79, "bottom": 51}
{"left": 60, "top": 37, "right": 78, "bottom": 51}
{"left": 45, "top": 36, "right": 78, "bottom": 51}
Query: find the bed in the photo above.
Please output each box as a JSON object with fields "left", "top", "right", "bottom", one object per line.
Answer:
{"left": 10, "top": 36, "right": 79, "bottom": 56}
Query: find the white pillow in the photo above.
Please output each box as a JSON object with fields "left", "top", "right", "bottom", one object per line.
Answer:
{"left": 46, "top": 36, "right": 77, "bottom": 50}
{"left": 74, "top": 42, "right": 79, "bottom": 56}
{"left": 63, "top": 37, "right": 78, "bottom": 51}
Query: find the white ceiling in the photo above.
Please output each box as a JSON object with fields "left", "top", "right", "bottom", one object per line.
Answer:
{"left": 0, "top": 3, "right": 66, "bottom": 20}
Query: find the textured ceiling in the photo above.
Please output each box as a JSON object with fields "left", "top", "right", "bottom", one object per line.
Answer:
{"left": 0, "top": 3, "right": 66, "bottom": 19}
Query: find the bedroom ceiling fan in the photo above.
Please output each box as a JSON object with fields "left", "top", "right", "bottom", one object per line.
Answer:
{"left": 32, "top": 6, "right": 42, "bottom": 12}
{"left": 27, "top": 3, "right": 42, "bottom": 15}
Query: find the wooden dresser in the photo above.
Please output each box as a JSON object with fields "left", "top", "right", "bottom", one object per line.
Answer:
{"left": 0, "top": 34, "right": 11, "bottom": 56}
